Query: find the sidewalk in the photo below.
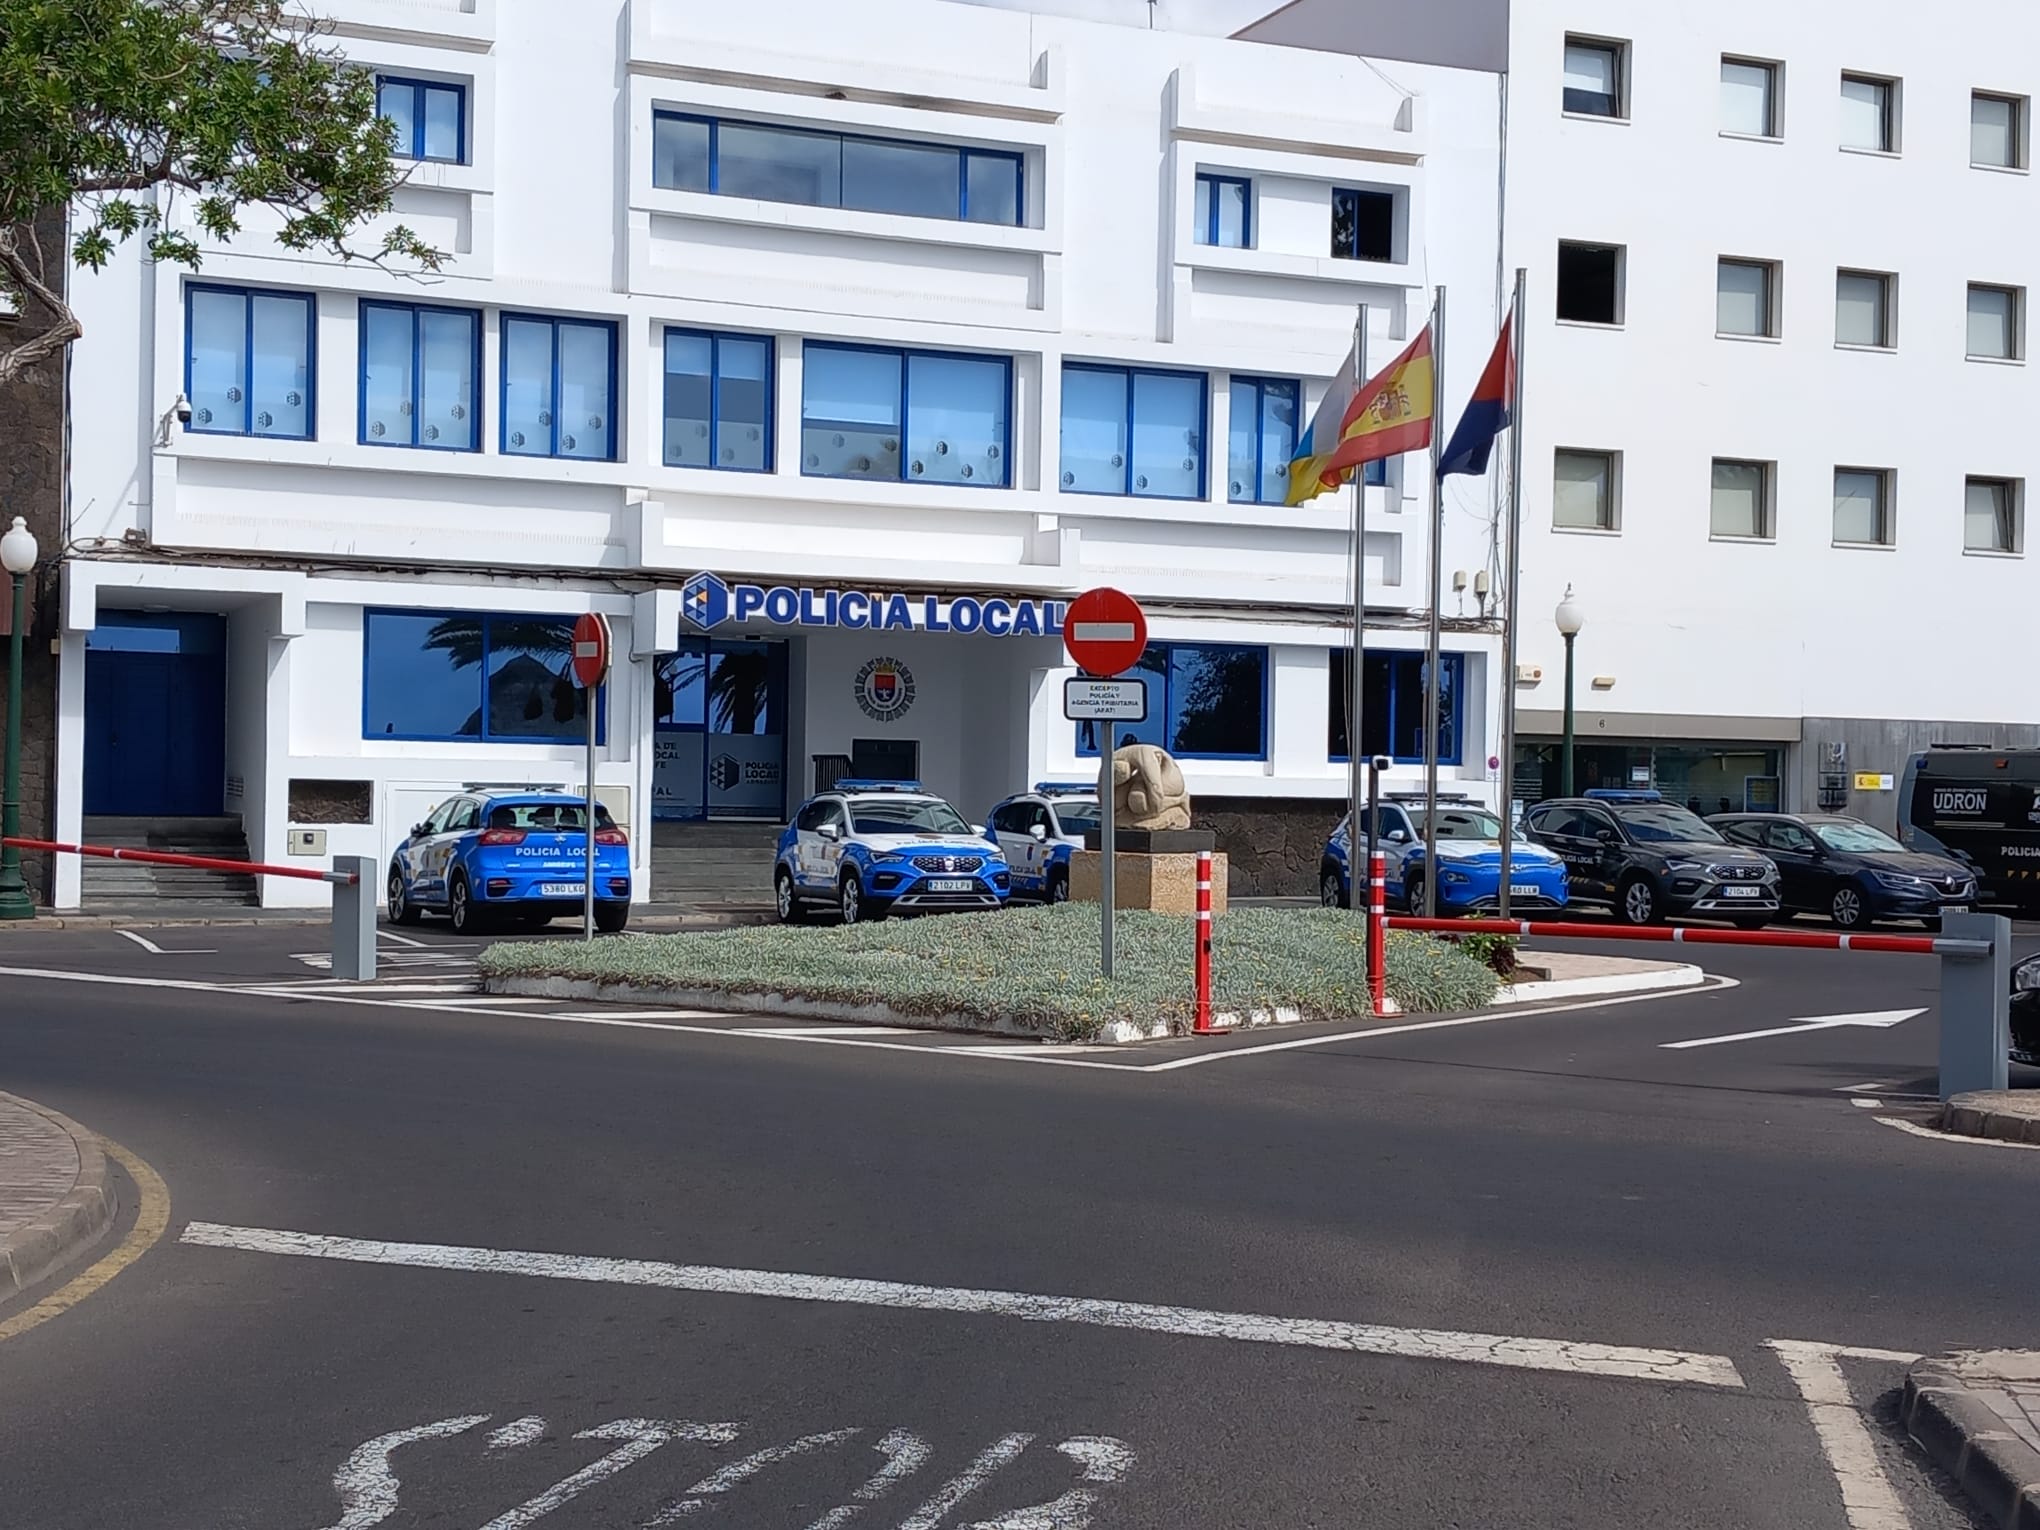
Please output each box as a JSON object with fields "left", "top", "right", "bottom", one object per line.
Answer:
{"left": 0, "top": 1093, "right": 115, "bottom": 1302}
{"left": 1904, "top": 1350, "right": 2040, "bottom": 1528}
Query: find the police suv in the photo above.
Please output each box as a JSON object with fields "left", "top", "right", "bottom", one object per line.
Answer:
{"left": 775, "top": 780, "right": 1012, "bottom": 924}
{"left": 1320, "top": 794, "right": 1569, "bottom": 913}
{"left": 984, "top": 783, "right": 1102, "bottom": 902}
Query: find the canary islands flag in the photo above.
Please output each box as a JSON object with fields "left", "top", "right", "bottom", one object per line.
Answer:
{"left": 1284, "top": 326, "right": 1436, "bottom": 506}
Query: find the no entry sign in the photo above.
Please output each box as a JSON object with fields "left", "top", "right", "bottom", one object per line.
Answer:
{"left": 1062, "top": 587, "right": 1148, "bottom": 677}
{"left": 571, "top": 612, "right": 612, "bottom": 689}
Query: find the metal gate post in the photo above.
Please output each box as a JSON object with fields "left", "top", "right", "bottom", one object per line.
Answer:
{"left": 331, "top": 856, "right": 377, "bottom": 982}
{"left": 1938, "top": 910, "right": 2009, "bottom": 1100}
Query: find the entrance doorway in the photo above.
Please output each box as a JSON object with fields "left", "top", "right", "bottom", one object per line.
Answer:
{"left": 851, "top": 737, "right": 919, "bottom": 783}
{"left": 83, "top": 613, "right": 228, "bottom": 816}
{"left": 653, "top": 639, "right": 789, "bottom": 820}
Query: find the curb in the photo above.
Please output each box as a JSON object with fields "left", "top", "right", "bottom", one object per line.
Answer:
{"left": 0, "top": 1092, "right": 117, "bottom": 1303}
{"left": 1491, "top": 962, "right": 1706, "bottom": 1006}
{"left": 1903, "top": 1355, "right": 2040, "bottom": 1529}
{"left": 1942, "top": 1093, "right": 2040, "bottom": 1147}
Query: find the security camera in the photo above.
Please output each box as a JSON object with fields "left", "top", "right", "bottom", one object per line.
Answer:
{"left": 172, "top": 394, "right": 192, "bottom": 426}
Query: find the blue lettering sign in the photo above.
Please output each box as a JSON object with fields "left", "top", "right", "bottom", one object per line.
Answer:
{"left": 882, "top": 593, "right": 914, "bottom": 631}
{"left": 840, "top": 591, "right": 870, "bottom": 629}
{"left": 1012, "top": 602, "right": 1041, "bottom": 637}
{"left": 764, "top": 586, "right": 799, "bottom": 624}
{"left": 981, "top": 599, "right": 1012, "bottom": 637}
{"left": 676, "top": 573, "right": 1063, "bottom": 640}
{"left": 950, "top": 598, "right": 982, "bottom": 634}
{"left": 733, "top": 583, "right": 765, "bottom": 622}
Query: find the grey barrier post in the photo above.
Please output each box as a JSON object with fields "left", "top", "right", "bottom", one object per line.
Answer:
{"left": 331, "top": 855, "right": 377, "bottom": 982}
{"left": 1938, "top": 910, "right": 2009, "bottom": 1100}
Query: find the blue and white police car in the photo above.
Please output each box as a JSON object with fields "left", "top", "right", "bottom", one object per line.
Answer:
{"left": 1320, "top": 794, "right": 1569, "bottom": 914}
{"left": 387, "top": 788, "right": 632, "bottom": 936}
{"left": 984, "top": 783, "right": 1102, "bottom": 902}
{"left": 775, "top": 780, "right": 1012, "bottom": 924}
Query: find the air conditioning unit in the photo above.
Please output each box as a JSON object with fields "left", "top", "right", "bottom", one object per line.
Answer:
{"left": 1515, "top": 664, "right": 1544, "bottom": 684}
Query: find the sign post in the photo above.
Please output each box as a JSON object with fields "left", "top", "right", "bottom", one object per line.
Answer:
{"left": 571, "top": 612, "right": 612, "bottom": 942}
{"left": 1063, "top": 587, "right": 1149, "bottom": 982}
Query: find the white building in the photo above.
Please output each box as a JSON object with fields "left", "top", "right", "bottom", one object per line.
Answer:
{"left": 55, "top": 0, "right": 1515, "bottom": 907}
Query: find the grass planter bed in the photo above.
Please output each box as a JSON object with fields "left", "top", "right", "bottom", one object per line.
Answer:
{"left": 477, "top": 905, "right": 1498, "bottom": 1043}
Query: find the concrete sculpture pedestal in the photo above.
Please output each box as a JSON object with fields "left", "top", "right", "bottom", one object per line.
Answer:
{"left": 1069, "top": 829, "right": 1229, "bottom": 916}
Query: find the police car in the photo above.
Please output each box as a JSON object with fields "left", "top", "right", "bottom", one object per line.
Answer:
{"left": 387, "top": 788, "right": 632, "bottom": 935}
{"left": 984, "top": 783, "right": 1101, "bottom": 902}
{"left": 1320, "top": 794, "right": 1569, "bottom": 913}
{"left": 775, "top": 780, "right": 1012, "bottom": 924}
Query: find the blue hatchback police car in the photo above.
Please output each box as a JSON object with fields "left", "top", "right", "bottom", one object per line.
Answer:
{"left": 775, "top": 780, "right": 1012, "bottom": 924}
{"left": 984, "top": 783, "right": 1101, "bottom": 902}
{"left": 387, "top": 788, "right": 632, "bottom": 935}
{"left": 1320, "top": 795, "right": 1569, "bottom": 914}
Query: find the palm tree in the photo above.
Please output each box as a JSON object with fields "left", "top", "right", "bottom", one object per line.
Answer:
{"left": 655, "top": 643, "right": 775, "bottom": 732}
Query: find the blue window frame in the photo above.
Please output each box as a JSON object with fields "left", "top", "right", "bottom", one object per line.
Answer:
{"left": 800, "top": 342, "right": 1011, "bottom": 487}
{"left": 1194, "top": 173, "right": 1251, "bottom": 248}
{"left": 184, "top": 284, "right": 316, "bottom": 439}
{"left": 363, "top": 610, "right": 607, "bottom": 744}
{"left": 377, "top": 76, "right": 465, "bottom": 163}
{"left": 1060, "top": 364, "right": 1207, "bottom": 500}
{"left": 359, "top": 301, "right": 480, "bottom": 451}
{"left": 501, "top": 314, "right": 618, "bottom": 461}
{"left": 1227, "top": 376, "right": 1299, "bottom": 504}
{"left": 1329, "top": 649, "right": 1464, "bottom": 765}
{"left": 1332, "top": 186, "right": 1398, "bottom": 262}
{"left": 1074, "top": 644, "right": 1268, "bottom": 761}
{"left": 651, "top": 111, "right": 1023, "bottom": 226}
{"left": 664, "top": 329, "right": 773, "bottom": 472}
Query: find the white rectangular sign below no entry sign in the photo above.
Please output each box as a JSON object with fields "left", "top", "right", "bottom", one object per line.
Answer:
{"left": 1063, "top": 677, "right": 1148, "bottom": 722}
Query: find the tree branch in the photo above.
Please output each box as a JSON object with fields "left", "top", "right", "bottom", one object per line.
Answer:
{"left": 0, "top": 224, "right": 84, "bottom": 390}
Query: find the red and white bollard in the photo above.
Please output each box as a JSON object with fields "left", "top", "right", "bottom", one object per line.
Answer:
{"left": 1193, "top": 848, "right": 1214, "bottom": 1034}
{"left": 1366, "top": 848, "right": 1387, "bottom": 1017}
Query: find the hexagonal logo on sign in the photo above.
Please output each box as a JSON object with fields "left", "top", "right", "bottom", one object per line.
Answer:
{"left": 680, "top": 572, "right": 730, "bottom": 630}
{"left": 709, "top": 753, "right": 742, "bottom": 792}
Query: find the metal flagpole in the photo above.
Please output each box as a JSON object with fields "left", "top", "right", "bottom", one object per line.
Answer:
{"left": 1347, "top": 303, "right": 1369, "bottom": 912}
{"left": 1421, "top": 286, "right": 1447, "bottom": 917}
{"left": 1496, "top": 269, "right": 1528, "bottom": 919}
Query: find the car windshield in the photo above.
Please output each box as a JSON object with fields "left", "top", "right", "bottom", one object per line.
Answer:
{"left": 1413, "top": 808, "right": 1504, "bottom": 840}
{"left": 1054, "top": 802, "right": 1101, "bottom": 834}
{"left": 1815, "top": 821, "right": 1904, "bottom": 853}
{"left": 1613, "top": 804, "right": 1724, "bottom": 844}
{"left": 848, "top": 798, "right": 974, "bottom": 837}
{"left": 487, "top": 801, "right": 614, "bottom": 831}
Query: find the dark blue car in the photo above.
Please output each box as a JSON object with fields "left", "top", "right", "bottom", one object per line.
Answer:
{"left": 387, "top": 789, "right": 632, "bottom": 935}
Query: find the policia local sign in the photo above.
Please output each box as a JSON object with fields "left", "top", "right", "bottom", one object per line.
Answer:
{"left": 680, "top": 572, "right": 1069, "bottom": 639}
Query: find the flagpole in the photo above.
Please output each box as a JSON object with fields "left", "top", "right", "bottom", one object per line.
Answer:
{"left": 1497, "top": 269, "right": 1528, "bottom": 919}
{"left": 1347, "top": 303, "right": 1369, "bottom": 912}
{"left": 1422, "top": 285, "right": 1446, "bottom": 918}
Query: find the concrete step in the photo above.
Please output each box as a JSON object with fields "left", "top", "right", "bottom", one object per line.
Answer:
{"left": 648, "top": 822, "right": 784, "bottom": 849}
{"left": 78, "top": 816, "right": 258, "bottom": 907}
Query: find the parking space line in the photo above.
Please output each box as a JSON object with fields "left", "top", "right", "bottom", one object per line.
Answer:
{"left": 114, "top": 930, "right": 216, "bottom": 956}
{"left": 1766, "top": 1339, "right": 1916, "bottom": 1530}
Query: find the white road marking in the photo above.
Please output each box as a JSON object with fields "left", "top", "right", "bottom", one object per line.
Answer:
{"left": 650, "top": 1428, "right": 861, "bottom": 1523}
{"left": 114, "top": 929, "right": 216, "bottom": 955}
{"left": 486, "top": 1416, "right": 547, "bottom": 1451}
{"left": 805, "top": 1430, "right": 932, "bottom": 1530}
{"left": 897, "top": 1433, "right": 1034, "bottom": 1530}
{"left": 317, "top": 1413, "right": 489, "bottom": 1530}
{"left": 377, "top": 930, "right": 430, "bottom": 948}
{"left": 177, "top": 1220, "right": 1746, "bottom": 1389}
{"left": 965, "top": 1437, "right": 1134, "bottom": 1530}
{"left": 1851, "top": 1098, "right": 1880, "bottom": 1108}
{"left": 736, "top": 1026, "right": 926, "bottom": 1037}
{"left": 1767, "top": 1340, "right": 1915, "bottom": 1530}
{"left": 1660, "top": 1008, "right": 1925, "bottom": 1050}
{"left": 479, "top": 1418, "right": 738, "bottom": 1530}
{"left": 1874, "top": 1116, "right": 2040, "bottom": 1151}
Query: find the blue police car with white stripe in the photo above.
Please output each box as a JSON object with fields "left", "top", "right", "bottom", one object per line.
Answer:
{"left": 984, "top": 783, "right": 1102, "bottom": 902}
{"left": 775, "top": 780, "right": 1012, "bottom": 924}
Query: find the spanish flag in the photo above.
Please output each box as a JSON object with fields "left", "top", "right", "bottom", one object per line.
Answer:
{"left": 1284, "top": 325, "right": 1435, "bottom": 507}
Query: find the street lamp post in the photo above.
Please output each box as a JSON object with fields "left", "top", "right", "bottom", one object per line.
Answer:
{"left": 1554, "top": 585, "right": 1584, "bottom": 799}
{"left": 0, "top": 515, "right": 39, "bottom": 921}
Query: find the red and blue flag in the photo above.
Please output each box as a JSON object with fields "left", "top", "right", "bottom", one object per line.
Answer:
{"left": 1438, "top": 316, "right": 1515, "bottom": 480}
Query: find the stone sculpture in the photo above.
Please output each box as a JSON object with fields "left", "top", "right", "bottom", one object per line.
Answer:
{"left": 1110, "top": 743, "right": 1191, "bottom": 831}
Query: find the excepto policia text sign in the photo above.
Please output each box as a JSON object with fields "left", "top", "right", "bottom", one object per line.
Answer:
{"left": 680, "top": 572, "right": 1068, "bottom": 639}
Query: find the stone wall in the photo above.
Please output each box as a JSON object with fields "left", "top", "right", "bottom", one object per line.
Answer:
{"left": 1192, "top": 797, "right": 1341, "bottom": 898}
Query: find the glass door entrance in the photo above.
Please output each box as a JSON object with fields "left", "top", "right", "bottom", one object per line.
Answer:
{"left": 653, "top": 640, "right": 788, "bottom": 820}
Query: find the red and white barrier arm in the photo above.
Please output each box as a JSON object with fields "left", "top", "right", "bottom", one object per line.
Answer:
{"left": 1377, "top": 914, "right": 1987, "bottom": 957}
{"left": 1, "top": 838, "right": 361, "bottom": 886}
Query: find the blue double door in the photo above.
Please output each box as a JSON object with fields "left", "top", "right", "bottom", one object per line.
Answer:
{"left": 83, "top": 613, "right": 228, "bottom": 817}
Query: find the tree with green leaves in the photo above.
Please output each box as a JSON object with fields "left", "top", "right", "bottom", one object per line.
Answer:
{"left": 0, "top": 0, "right": 441, "bottom": 387}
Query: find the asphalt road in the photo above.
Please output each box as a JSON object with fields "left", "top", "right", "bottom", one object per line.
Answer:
{"left": 0, "top": 920, "right": 2033, "bottom": 1529}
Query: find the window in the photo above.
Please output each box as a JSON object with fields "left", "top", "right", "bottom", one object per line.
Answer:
{"left": 1966, "top": 284, "right": 2021, "bottom": 360}
{"left": 1965, "top": 477, "right": 2022, "bottom": 554}
{"left": 801, "top": 343, "right": 1010, "bottom": 486}
{"left": 1721, "top": 57, "right": 1780, "bottom": 137}
{"left": 1835, "top": 270, "right": 1893, "bottom": 348}
{"left": 377, "top": 76, "right": 465, "bottom": 163}
{"left": 1059, "top": 364, "right": 1206, "bottom": 499}
{"left": 1554, "top": 449, "right": 1617, "bottom": 530}
{"left": 1840, "top": 73, "right": 1896, "bottom": 152}
{"left": 1074, "top": 644, "right": 1267, "bottom": 760}
{"left": 500, "top": 314, "right": 617, "bottom": 461}
{"left": 1710, "top": 458, "right": 1772, "bottom": 539}
{"left": 664, "top": 330, "right": 773, "bottom": 471}
{"left": 1972, "top": 92, "right": 2026, "bottom": 169}
{"left": 650, "top": 112, "right": 1023, "bottom": 227}
{"left": 1331, "top": 187, "right": 1397, "bottom": 262}
{"left": 1833, "top": 468, "right": 1893, "bottom": 546}
{"left": 184, "top": 284, "right": 315, "bottom": 438}
{"left": 1327, "top": 650, "right": 1467, "bottom": 766}
{"left": 1194, "top": 174, "right": 1250, "bottom": 248}
{"left": 362, "top": 610, "right": 606, "bottom": 743}
{"left": 358, "top": 302, "right": 479, "bottom": 451}
{"left": 1716, "top": 258, "right": 1778, "bottom": 337}
{"left": 1562, "top": 36, "right": 1625, "bottom": 118}
{"left": 1556, "top": 242, "right": 1623, "bottom": 324}
{"left": 1226, "top": 377, "right": 1299, "bottom": 504}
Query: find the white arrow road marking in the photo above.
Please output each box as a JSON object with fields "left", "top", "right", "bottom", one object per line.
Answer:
{"left": 1660, "top": 1008, "right": 1926, "bottom": 1050}
{"left": 316, "top": 1413, "right": 490, "bottom": 1529}
{"left": 177, "top": 1221, "right": 1745, "bottom": 1389}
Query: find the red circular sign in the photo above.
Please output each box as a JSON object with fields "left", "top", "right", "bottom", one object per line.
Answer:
{"left": 1062, "top": 587, "right": 1148, "bottom": 677}
{"left": 570, "top": 612, "right": 611, "bottom": 689}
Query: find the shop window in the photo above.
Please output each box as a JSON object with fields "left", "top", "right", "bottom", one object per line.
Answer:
{"left": 664, "top": 329, "right": 773, "bottom": 471}
{"left": 185, "top": 284, "right": 315, "bottom": 438}
{"left": 1060, "top": 364, "right": 1206, "bottom": 499}
{"left": 1328, "top": 649, "right": 1466, "bottom": 766}
{"left": 377, "top": 76, "right": 465, "bottom": 163}
{"left": 362, "top": 610, "right": 605, "bottom": 743}
{"left": 1075, "top": 644, "right": 1267, "bottom": 760}
{"left": 359, "top": 301, "right": 480, "bottom": 450}
{"left": 501, "top": 314, "right": 617, "bottom": 460}
{"left": 801, "top": 342, "right": 1010, "bottom": 486}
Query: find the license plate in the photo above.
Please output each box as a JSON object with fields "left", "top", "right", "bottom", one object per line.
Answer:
{"left": 539, "top": 882, "right": 588, "bottom": 897}
{"left": 1721, "top": 885, "right": 1762, "bottom": 899}
{"left": 1509, "top": 883, "right": 1539, "bottom": 897}
{"left": 925, "top": 878, "right": 976, "bottom": 893}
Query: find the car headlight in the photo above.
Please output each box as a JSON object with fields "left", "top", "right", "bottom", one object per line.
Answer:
{"left": 1874, "top": 870, "right": 1928, "bottom": 890}
{"left": 1664, "top": 859, "right": 1704, "bottom": 874}
{"left": 1440, "top": 870, "right": 1470, "bottom": 886}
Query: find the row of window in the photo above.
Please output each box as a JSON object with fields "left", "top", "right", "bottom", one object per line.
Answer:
{"left": 1554, "top": 451, "right": 2025, "bottom": 555}
{"left": 1564, "top": 35, "right": 2029, "bottom": 169}
{"left": 1191, "top": 170, "right": 1399, "bottom": 262}
{"left": 186, "top": 284, "right": 1392, "bottom": 500}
